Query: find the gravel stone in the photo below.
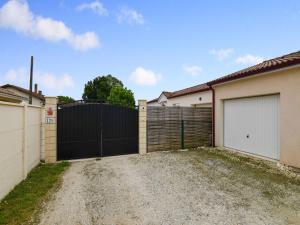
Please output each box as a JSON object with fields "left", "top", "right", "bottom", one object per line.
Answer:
{"left": 38, "top": 150, "right": 300, "bottom": 225}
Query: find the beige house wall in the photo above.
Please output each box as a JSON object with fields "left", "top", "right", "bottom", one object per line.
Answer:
{"left": 214, "top": 65, "right": 300, "bottom": 168}
{"left": 0, "top": 101, "right": 44, "bottom": 200}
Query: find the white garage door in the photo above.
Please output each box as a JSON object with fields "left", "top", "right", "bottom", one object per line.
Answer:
{"left": 224, "top": 95, "right": 280, "bottom": 160}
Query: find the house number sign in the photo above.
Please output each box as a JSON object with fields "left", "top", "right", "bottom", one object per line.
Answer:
{"left": 45, "top": 117, "right": 54, "bottom": 124}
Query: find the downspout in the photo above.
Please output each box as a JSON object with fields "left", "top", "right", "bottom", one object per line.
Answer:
{"left": 210, "top": 85, "right": 215, "bottom": 147}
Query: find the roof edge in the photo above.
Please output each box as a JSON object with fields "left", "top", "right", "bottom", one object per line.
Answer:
{"left": 1, "top": 84, "right": 45, "bottom": 101}
{"left": 208, "top": 57, "right": 300, "bottom": 86}
{"left": 147, "top": 98, "right": 158, "bottom": 103}
{"left": 168, "top": 87, "right": 211, "bottom": 99}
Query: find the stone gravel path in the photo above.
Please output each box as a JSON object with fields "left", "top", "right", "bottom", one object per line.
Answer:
{"left": 38, "top": 149, "right": 300, "bottom": 225}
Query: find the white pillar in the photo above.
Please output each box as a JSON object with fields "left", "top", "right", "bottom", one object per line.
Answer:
{"left": 138, "top": 100, "right": 147, "bottom": 154}
{"left": 22, "top": 103, "right": 28, "bottom": 178}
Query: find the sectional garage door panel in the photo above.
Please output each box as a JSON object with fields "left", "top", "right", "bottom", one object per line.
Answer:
{"left": 224, "top": 95, "right": 280, "bottom": 160}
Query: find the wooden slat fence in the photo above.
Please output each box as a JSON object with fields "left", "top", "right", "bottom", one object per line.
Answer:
{"left": 147, "top": 106, "right": 212, "bottom": 152}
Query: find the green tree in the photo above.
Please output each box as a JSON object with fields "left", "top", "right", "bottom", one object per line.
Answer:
{"left": 82, "top": 75, "right": 123, "bottom": 101}
{"left": 58, "top": 96, "right": 75, "bottom": 104}
{"left": 107, "top": 86, "right": 135, "bottom": 108}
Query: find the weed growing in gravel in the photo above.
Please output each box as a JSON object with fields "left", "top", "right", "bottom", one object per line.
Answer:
{"left": 186, "top": 147, "right": 300, "bottom": 205}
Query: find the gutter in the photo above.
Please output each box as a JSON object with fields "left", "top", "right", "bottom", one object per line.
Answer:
{"left": 209, "top": 85, "right": 215, "bottom": 147}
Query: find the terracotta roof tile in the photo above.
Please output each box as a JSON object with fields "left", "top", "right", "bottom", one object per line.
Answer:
{"left": 169, "top": 83, "right": 210, "bottom": 98}
{"left": 162, "top": 91, "right": 172, "bottom": 98}
{"left": 208, "top": 50, "right": 300, "bottom": 85}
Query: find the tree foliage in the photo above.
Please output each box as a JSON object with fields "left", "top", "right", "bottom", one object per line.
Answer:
{"left": 82, "top": 75, "right": 123, "bottom": 101}
{"left": 58, "top": 96, "right": 75, "bottom": 104}
{"left": 107, "top": 86, "right": 135, "bottom": 108}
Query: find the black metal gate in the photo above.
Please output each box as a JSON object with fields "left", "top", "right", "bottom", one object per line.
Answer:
{"left": 57, "top": 103, "right": 138, "bottom": 160}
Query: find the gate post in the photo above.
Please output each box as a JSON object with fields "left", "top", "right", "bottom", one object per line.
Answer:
{"left": 138, "top": 100, "right": 147, "bottom": 155}
{"left": 44, "top": 97, "right": 58, "bottom": 163}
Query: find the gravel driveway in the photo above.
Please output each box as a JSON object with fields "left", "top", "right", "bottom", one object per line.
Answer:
{"left": 38, "top": 148, "right": 300, "bottom": 225}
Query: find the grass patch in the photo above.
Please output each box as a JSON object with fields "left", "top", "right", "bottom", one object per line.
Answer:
{"left": 194, "top": 147, "right": 300, "bottom": 186}
{"left": 0, "top": 162, "right": 70, "bottom": 225}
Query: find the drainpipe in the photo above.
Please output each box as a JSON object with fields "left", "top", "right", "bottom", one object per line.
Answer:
{"left": 211, "top": 86, "right": 216, "bottom": 147}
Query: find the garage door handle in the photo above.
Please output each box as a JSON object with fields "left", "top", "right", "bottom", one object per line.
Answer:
{"left": 246, "top": 134, "right": 250, "bottom": 138}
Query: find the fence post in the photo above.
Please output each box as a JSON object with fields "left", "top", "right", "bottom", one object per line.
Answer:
{"left": 22, "top": 103, "right": 28, "bottom": 179}
{"left": 138, "top": 100, "right": 147, "bottom": 154}
{"left": 181, "top": 120, "right": 185, "bottom": 149}
{"left": 44, "top": 97, "right": 58, "bottom": 163}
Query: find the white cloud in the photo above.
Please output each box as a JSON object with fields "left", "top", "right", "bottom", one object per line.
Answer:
{"left": 34, "top": 17, "right": 72, "bottom": 42}
{"left": 76, "top": 0, "right": 108, "bottom": 16}
{"left": 0, "top": 0, "right": 100, "bottom": 51}
{"left": 68, "top": 32, "right": 99, "bottom": 51}
{"left": 1, "top": 67, "right": 74, "bottom": 93}
{"left": 4, "top": 68, "right": 28, "bottom": 84}
{"left": 130, "top": 67, "right": 161, "bottom": 86}
{"left": 117, "top": 7, "right": 144, "bottom": 25}
{"left": 182, "top": 65, "right": 202, "bottom": 76}
{"left": 36, "top": 73, "right": 74, "bottom": 91}
{"left": 210, "top": 48, "right": 234, "bottom": 61}
{"left": 235, "top": 54, "right": 264, "bottom": 65}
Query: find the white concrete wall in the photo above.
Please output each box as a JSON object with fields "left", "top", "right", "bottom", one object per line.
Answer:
{"left": 167, "top": 90, "right": 212, "bottom": 106}
{"left": 0, "top": 102, "right": 24, "bottom": 201}
{"left": 27, "top": 106, "right": 41, "bottom": 171}
{"left": 0, "top": 101, "right": 44, "bottom": 200}
{"left": 148, "top": 90, "right": 212, "bottom": 107}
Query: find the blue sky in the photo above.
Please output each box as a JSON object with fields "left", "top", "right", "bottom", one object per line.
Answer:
{"left": 0, "top": 0, "right": 300, "bottom": 101}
